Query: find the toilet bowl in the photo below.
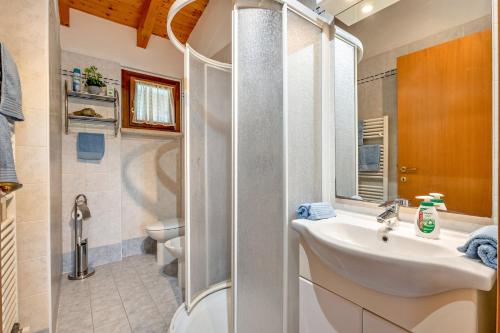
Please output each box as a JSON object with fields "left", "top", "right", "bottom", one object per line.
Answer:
{"left": 145, "top": 218, "right": 184, "bottom": 266}
{"left": 165, "top": 236, "right": 185, "bottom": 288}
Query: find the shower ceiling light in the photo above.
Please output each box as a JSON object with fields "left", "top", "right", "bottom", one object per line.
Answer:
{"left": 337, "top": 0, "right": 400, "bottom": 26}
{"left": 361, "top": 3, "right": 374, "bottom": 13}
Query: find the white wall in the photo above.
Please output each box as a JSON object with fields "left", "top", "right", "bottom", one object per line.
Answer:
{"left": 61, "top": 9, "right": 183, "bottom": 78}
{"left": 188, "top": 0, "right": 232, "bottom": 58}
{"left": 343, "top": 0, "right": 492, "bottom": 59}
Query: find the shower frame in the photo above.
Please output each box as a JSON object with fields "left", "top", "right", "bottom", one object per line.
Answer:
{"left": 168, "top": 1, "right": 334, "bottom": 332}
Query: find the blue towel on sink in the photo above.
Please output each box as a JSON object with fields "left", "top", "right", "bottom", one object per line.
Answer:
{"left": 77, "top": 132, "right": 105, "bottom": 160}
{"left": 457, "top": 225, "right": 497, "bottom": 269}
{"left": 296, "top": 202, "right": 336, "bottom": 220}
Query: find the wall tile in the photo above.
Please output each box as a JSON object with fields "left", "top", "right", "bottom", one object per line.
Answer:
{"left": 18, "top": 256, "right": 49, "bottom": 299}
{"left": 19, "top": 292, "right": 50, "bottom": 333}
{"left": 16, "top": 183, "right": 49, "bottom": 223}
{"left": 17, "top": 220, "right": 49, "bottom": 261}
{"left": 15, "top": 146, "right": 49, "bottom": 185}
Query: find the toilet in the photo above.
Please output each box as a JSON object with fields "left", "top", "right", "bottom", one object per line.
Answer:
{"left": 165, "top": 236, "right": 185, "bottom": 288}
{"left": 145, "top": 218, "right": 184, "bottom": 266}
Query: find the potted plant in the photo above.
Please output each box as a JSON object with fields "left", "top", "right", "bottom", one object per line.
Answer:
{"left": 84, "top": 65, "right": 106, "bottom": 95}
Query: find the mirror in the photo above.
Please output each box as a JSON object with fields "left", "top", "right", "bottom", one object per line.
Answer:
{"left": 333, "top": 0, "right": 493, "bottom": 217}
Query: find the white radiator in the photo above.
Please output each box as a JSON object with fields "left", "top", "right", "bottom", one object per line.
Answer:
{"left": 358, "top": 116, "right": 389, "bottom": 203}
{"left": 0, "top": 193, "right": 18, "bottom": 333}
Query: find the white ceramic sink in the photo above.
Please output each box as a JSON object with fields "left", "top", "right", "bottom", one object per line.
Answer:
{"left": 292, "top": 211, "right": 496, "bottom": 297}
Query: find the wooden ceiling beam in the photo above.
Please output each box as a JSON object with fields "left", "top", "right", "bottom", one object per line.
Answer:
{"left": 59, "top": 0, "right": 70, "bottom": 27}
{"left": 137, "top": 0, "right": 162, "bottom": 48}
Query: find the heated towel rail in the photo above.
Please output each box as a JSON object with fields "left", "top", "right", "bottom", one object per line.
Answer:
{"left": 0, "top": 192, "right": 18, "bottom": 333}
{"left": 358, "top": 116, "right": 389, "bottom": 203}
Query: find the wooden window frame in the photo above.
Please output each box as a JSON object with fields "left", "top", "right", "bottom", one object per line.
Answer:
{"left": 122, "top": 69, "right": 181, "bottom": 132}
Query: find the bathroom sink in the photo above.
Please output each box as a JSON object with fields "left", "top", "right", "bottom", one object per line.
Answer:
{"left": 292, "top": 211, "right": 496, "bottom": 297}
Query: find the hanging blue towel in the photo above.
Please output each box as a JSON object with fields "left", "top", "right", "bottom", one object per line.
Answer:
{"left": 296, "top": 202, "right": 336, "bottom": 220}
{"left": 77, "top": 133, "right": 105, "bottom": 160}
{"left": 457, "top": 225, "right": 497, "bottom": 269}
{"left": 359, "top": 144, "right": 380, "bottom": 172}
{"left": 358, "top": 120, "right": 364, "bottom": 146}
{"left": 0, "top": 43, "right": 24, "bottom": 184}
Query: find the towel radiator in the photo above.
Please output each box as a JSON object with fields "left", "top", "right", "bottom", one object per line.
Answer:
{"left": 0, "top": 193, "right": 19, "bottom": 333}
{"left": 358, "top": 116, "right": 389, "bottom": 203}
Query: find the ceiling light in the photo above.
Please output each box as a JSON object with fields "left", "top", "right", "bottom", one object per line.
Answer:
{"left": 361, "top": 4, "right": 374, "bottom": 13}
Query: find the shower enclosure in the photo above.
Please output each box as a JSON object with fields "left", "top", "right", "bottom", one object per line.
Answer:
{"left": 167, "top": 0, "right": 332, "bottom": 332}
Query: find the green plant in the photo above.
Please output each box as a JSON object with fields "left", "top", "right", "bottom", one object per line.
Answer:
{"left": 84, "top": 65, "right": 105, "bottom": 87}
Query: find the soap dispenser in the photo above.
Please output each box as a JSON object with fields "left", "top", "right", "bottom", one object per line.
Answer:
{"left": 414, "top": 196, "right": 440, "bottom": 239}
{"left": 429, "top": 193, "right": 447, "bottom": 211}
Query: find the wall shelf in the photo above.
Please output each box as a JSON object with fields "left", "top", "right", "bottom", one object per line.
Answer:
{"left": 64, "top": 80, "right": 120, "bottom": 136}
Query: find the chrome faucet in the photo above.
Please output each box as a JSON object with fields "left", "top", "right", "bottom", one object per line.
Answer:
{"left": 377, "top": 198, "right": 409, "bottom": 229}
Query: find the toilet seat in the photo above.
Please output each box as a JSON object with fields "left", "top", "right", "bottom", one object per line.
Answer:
{"left": 146, "top": 218, "right": 184, "bottom": 231}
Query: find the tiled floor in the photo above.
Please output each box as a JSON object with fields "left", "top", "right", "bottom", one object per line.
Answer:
{"left": 57, "top": 254, "right": 183, "bottom": 333}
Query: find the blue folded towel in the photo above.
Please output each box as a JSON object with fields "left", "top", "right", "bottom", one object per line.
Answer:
{"left": 296, "top": 202, "right": 336, "bottom": 220}
{"left": 77, "top": 132, "right": 105, "bottom": 160}
{"left": 359, "top": 144, "right": 380, "bottom": 172}
{"left": 457, "top": 225, "right": 497, "bottom": 269}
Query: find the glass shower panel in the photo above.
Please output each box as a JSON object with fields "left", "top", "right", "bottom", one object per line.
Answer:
{"left": 286, "top": 10, "right": 323, "bottom": 332}
{"left": 186, "top": 48, "right": 231, "bottom": 309}
{"left": 334, "top": 37, "right": 358, "bottom": 198}
{"left": 234, "top": 7, "right": 285, "bottom": 333}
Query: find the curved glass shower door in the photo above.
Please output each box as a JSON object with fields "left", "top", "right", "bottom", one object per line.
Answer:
{"left": 184, "top": 46, "right": 232, "bottom": 311}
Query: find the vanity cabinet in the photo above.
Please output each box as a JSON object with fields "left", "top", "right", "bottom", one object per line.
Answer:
{"left": 362, "top": 310, "right": 407, "bottom": 333}
{"left": 300, "top": 278, "right": 362, "bottom": 333}
{"left": 299, "top": 241, "right": 496, "bottom": 333}
{"left": 300, "top": 278, "right": 407, "bottom": 333}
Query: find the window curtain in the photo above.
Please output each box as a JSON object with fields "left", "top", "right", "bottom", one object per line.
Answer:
{"left": 134, "top": 80, "right": 175, "bottom": 125}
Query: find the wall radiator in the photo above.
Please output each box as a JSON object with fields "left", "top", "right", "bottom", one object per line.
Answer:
{"left": 358, "top": 116, "right": 389, "bottom": 203}
{"left": 0, "top": 193, "right": 19, "bottom": 333}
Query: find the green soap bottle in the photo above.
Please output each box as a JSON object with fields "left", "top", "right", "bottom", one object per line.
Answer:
{"left": 415, "top": 196, "right": 440, "bottom": 239}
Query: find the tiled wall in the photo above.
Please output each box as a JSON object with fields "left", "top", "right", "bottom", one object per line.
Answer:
{"left": 61, "top": 51, "right": 183, "bottom": 272}
{"left": 0, "top": 1, "right": 61, "bottom": 332}
{"left": 357, "top": 15, "right": 492, "bottom": 199}
{"left": 61, "top": 51, "right": 123, "bottom": 272}
{"left": 49, "top": 0, "right": 63, "bottom": 330}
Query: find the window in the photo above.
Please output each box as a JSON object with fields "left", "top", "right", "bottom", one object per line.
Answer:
{"left": 122, "top": 69, "right": 181, "bottom": 132}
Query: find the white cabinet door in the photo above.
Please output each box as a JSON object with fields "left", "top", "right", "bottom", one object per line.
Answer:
{"left": 300, "top": 277, "right": 362, "bottom": 333}
{"left": 363, "top": 310, "right": 408, "bottom": 333}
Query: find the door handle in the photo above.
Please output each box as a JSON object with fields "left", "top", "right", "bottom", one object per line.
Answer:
{"left": 400, "top": 166, "right": 417, "bottom": 173}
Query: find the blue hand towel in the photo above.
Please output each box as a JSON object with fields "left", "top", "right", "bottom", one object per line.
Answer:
{"left": 77, "top": 133, "right": 105, "bottom": 160}
{"left": 457, "top": 225, "right": 497, "bottom": 269}
{"left": 0, "top": 115, "right": 17, "bottom": 182}
{"left": 359, "top": 144, "right": 380, "bottom": 172}
{"left": 0, "top": 43, "right": 23, "bottom": 121}
{"left": 296, "top": 202, "right": 336, "bottom": 220}
{"left": 0, "top": 43, "right": 23, "bottom": 184}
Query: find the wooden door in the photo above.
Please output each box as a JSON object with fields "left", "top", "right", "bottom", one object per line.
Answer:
{"left": 397, "top": 29, "right": 492, "bottom": 217}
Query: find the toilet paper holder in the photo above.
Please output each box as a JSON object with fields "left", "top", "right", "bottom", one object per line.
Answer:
{"left": 68, "top": 194, "right": 95, "bottom": 280}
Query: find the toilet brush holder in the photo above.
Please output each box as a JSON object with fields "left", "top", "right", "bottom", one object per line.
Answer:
{"left": 68, "top": 238, "right": 94, "bottom": 280}
{"left": 68, "top": 194, "right": 95, "bottom": 280}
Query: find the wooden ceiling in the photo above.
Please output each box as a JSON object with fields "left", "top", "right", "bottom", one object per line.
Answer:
{"left": 59, "top": 0, "right": 209, "bottom": 48}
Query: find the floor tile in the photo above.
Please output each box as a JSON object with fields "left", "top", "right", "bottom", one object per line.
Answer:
{"left": 57, "top": 254, "right": 181, "bottom": 333}
{"left": 92, "top": 304, "right": 128, "bottom": 328}
{"left": 94, "top": 319, "right": 132, "bottom": 333}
